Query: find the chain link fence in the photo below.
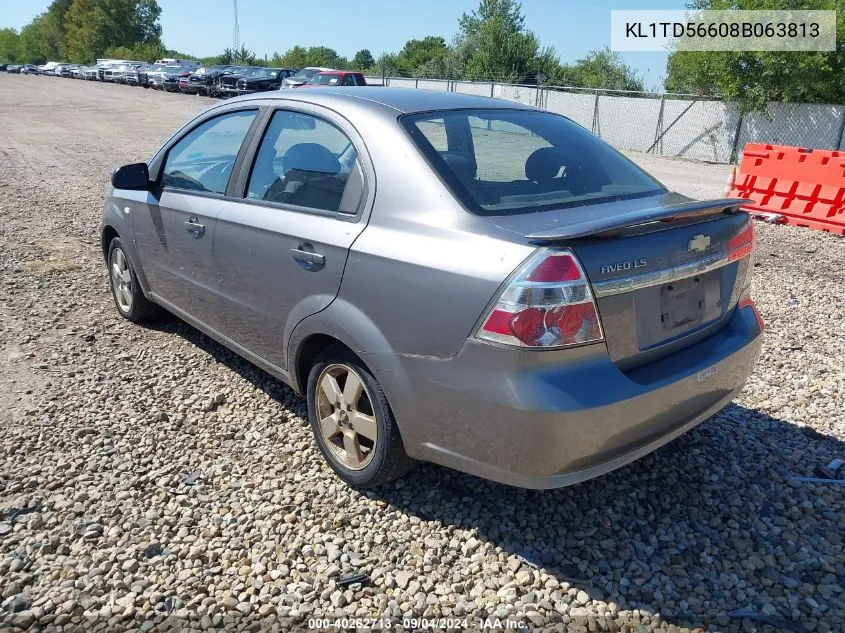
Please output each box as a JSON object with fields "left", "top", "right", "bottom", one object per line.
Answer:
{"left": 365, "top": 76, "right": 845, "bottom": 164}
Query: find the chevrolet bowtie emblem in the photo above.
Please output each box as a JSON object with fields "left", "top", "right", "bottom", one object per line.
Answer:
{"left": 688, "top": 234, "right": 711, "bottom": 253}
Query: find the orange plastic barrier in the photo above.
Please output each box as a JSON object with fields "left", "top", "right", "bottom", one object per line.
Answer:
{"left": 726, "top": 143, "right": 845, "bottom": 235}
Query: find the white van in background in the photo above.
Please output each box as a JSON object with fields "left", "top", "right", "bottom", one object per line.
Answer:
{"left": 155, "top": 58, "right": 198, "bottom": 67}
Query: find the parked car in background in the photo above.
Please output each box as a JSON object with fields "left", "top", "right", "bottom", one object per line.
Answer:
{"left": 5, "top": 65, "right": 22, "bottom": 73}
{"left": 98, "top": 63, "right": 118, "bottom": 81}
{"left": 212, "top": 66, "right": 258, "bottom": 97}
{"left": 37, "top": 61, "right": 60, "bottom": 75}
{"left": 0, "top": 64, "right": 7, "bottom": 72}
{"left": 56, "top": 64, "right": 77, "bottom": 77}
{"left": 155, "top": 58, "right": 198, "bottom": 68}
{"left": 234, "top": 67, "right": 296, "bottom": 95}
{"left": 207, "top": 66, "right": 246, "bottom": 97}
{"left": 138, "top": 63, "right": 165, "bottom": 87}
{"left": 81, "top": 66, "right": 99, "bottom": 80}
{"left": 104, "top": 64, "right": 135, "bottom": 82}
{"left": 179, "top": 65, "right": 230, "bottom": 95}
{"left": 21, "top": 65, "right": 39, "bottom": 75}
{"left": 281, "top": 66, "right": 334, "bottom": 89}
{"left": 100, "top": 88, "right": 764, "bottom": 489}
{"left": 148, "top": 64, "right": 179, "bottom": 89}
{"left": 161, "top": 66, "right": 194, "bottom": 92}
{"left": 123, "top": 64, "right": 148, "bottom": 85}
{"left": 299, "top": 71, "right": 371, "bottom": 87}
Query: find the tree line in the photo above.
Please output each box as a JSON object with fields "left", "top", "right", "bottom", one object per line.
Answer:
{"left": 665, "top": 0, "right": 845, "bottom": 111}
{"left": 1, "top": 0, "right": 843, "bottom": 108}
{"left": 0, "top": 0, "right": 644, "bottom": 91}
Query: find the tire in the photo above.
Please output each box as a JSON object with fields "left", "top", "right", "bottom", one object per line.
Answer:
{"left": 306, "top": 344, "right": 414, "bottom": 488}
{"left": 107, "top": 237, "right": 160, "bottom": 323}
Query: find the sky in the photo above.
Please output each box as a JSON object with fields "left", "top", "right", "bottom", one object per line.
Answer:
{"left": 2, "top": 0, "right": 688, "bottom": 89}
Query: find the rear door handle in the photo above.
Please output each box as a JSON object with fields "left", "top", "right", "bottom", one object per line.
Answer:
{"left": 290, "top": 245, "right": 325, "bottom": 269}
{"left": 185, "top": 216, "right": 206, "bottom": 239}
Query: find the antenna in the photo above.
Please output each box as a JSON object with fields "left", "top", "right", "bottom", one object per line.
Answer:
{"left": 233, "top": 0, "right": 240, "bottom": 53}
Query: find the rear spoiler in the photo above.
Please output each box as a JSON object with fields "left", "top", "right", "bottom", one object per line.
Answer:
{"left": 525, "top": 198, "right": 749, "bottom": 241}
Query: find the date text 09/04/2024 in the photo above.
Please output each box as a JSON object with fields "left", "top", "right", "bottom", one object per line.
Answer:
{"left": 307, "top": 617, "right": 529, "bottom": 630}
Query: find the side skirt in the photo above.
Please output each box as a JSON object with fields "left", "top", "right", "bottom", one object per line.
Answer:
{"left": 148, "top": 292, "right": 295, "bottom": 391}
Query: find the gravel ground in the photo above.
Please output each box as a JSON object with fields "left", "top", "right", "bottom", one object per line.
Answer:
{"left": 0, "top": 75, "right": 843, "bottom": 633}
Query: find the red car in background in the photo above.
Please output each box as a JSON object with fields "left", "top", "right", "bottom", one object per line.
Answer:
{"left": 297, "top": 71, "right": 373, "bottom": 87}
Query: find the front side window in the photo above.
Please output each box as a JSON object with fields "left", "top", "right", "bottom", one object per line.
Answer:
{"left": 402, "top": 109, "right": 665, "bottom": 216}
{"left": 162, "top": 109, "right": 257, "bottom": 194}
{"left": 245, "top": 110, "right": 363, "bottom": 213}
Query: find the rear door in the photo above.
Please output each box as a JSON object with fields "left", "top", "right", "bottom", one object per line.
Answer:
{"left": 209, "top": 105, "right": 372, "bottom": 370}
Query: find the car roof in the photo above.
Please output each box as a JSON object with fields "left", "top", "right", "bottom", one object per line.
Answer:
{"left": 224, "top": 87, "right": 537, "bottom": 116}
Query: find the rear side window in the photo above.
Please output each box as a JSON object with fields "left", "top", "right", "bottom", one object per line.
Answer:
{"left": 402, "top": 109, "right": 665, "bottom": 215}
{"left": 162, "top": 109, "right": 257, "bottom": 194}
{"left": 245, "top": 110, "right": 364, "bottom": 214}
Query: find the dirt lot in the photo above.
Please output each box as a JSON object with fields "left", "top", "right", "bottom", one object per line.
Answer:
{"left": 0, "top": 75, "right": 843, "bottom": 633}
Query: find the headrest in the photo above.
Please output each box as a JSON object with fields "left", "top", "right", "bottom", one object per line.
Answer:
{"left": 282, "top": 143, "right": 341, "bottom": 174}
{"left": 525, "top": 147, "right": 566, "bottom": 183}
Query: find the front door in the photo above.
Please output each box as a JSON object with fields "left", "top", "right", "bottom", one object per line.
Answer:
{"left": 131, "top": 108, "right": 258, "bottom": 322}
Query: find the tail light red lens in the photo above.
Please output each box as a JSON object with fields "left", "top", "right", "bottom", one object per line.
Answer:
{"left": 477, "top": 249, "right": 604, "bottom": 349}
{"left": 525, "top": 253, "right": 580, "bottom": 282}
{"left": 728, "top": 221, "right": 755, "bottom": 262}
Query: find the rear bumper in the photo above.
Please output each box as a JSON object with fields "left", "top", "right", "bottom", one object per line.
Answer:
{"left": 378, "top": 304, "right": 762, "bottom": 489}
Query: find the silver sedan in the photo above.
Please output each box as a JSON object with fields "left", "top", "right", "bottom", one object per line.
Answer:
{"left": 101, "top": 88, "right": 762, "bottom": 488}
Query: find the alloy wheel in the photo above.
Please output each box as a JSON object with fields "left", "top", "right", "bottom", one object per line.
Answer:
{"left": 314, "top": 364, "right": 378, "bottom": 470}
{"left": 110, "top": 247, "right": 133, "bottom": 313}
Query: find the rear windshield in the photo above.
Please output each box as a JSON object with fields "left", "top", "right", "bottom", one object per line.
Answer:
{"left": 401, "top": 109, "right": 665, "bottom": 216}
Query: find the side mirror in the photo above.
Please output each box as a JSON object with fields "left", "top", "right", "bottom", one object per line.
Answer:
{"left": 112, "top": 163, "right": 150, "bottom": 190}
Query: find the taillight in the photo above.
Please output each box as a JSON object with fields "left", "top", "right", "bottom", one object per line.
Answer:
{"left": 476, "top": 249, "right": 604, "bottom": 349}
{"left": 728, "top": 220, "right": 755, "bottom": 262}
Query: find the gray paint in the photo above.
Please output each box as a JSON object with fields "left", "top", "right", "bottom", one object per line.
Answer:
{"left": 101, "top": 88, "right": 763, "bottom": 488}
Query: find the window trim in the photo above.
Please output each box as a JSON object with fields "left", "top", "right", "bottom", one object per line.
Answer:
{"left": 155, "top": 106, "right": 262, "bottom": 198}
{"left": 232, "top": 105, "right": 370, "bottom": 220}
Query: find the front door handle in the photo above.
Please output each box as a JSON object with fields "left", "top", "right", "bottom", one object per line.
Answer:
{"left": 185, "top": 217, "right": 206, "bottom": 239}
{"left": 290, "top": 244, "right": 325, "bottom": 270}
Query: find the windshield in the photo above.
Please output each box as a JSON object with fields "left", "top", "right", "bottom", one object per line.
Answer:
{"left": 401, "top": 109, "right": 665, "bottom": 215}
{"left": 245, "top": 68, "right": 279, "bottom": 79}
{"left": 293, "top": 67, "right": 321, "bottom": 80}
{"left": 308, "top": 73, "right": 340, "bottom": 85}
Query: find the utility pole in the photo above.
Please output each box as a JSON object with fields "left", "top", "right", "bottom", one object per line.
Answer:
{"left": 233, "top": 0, "right": 240, "bottom": 54}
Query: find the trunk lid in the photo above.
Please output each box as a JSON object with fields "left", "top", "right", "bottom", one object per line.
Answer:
{"left": 487, "top": 193, "right": 754, "bottom": 369}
